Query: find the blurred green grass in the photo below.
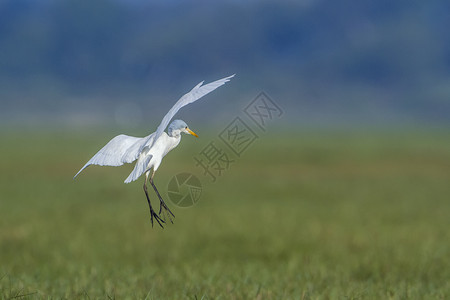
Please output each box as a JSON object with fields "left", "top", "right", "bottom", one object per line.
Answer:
{"left": 0, "top": 130, "right": 449, "bottom": 299}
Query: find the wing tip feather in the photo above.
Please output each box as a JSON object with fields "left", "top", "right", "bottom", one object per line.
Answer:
{"left": 193, "top": 74, "right": 235, "bottom": 91}
{"left": 73, "top": 164, "right": 89, "bottom": 179}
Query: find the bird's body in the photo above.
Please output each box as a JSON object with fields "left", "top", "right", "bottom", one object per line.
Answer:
{"left": 141, "top": 132, "right": 181, "bottom": 172}
{"left": 74, "top": 75, "right": 234, "bottom": 227}
{"left": 126, "top": 126, "right": 185, "bottom": 183}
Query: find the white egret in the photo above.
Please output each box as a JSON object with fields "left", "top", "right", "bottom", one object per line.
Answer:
{"left": 74, "top": 75, "right": 234, "bottom": 227}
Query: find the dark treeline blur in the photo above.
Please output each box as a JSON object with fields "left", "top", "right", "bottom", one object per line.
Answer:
{"left": 0, "top": 0, "right": 449, "bottom": 128}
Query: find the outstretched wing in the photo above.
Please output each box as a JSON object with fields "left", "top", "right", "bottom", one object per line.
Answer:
{"left": 145, "top": 74, "right": 235, "bottom": 148}
{"left": 74, "top": 133, "right": 154, "bottom": 179}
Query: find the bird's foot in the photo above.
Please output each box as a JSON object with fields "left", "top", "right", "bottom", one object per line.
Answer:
{"left": 150, "top": 207, "right": 165, "bottom": 228}
{"left": 159, "top": 201, "right": 175, "bottom": 224}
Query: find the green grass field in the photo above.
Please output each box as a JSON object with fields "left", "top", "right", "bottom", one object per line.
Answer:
{"left": 1, "top": 130, "right": 449, "bottom": 299}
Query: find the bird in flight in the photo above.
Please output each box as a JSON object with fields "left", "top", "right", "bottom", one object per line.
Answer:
{"left": 74, "top": 75, "right": 234, "bottom": 227}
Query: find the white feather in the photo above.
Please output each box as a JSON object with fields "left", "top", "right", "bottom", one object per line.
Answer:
{"left": 148, "top": 74, "right": 235, "bottom": 148}
{"left": 124, "top": 153, "right": 153, "bottom": 184}
{"left": 73, "top": 133, "right": 153, "bottom": 179}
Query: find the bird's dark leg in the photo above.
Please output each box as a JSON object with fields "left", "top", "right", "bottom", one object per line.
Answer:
{"left": 150, "top": 171, "right": 175, "bottom": 223}
{"left": 143, "top": 172, "right": 165, "bottom": 228}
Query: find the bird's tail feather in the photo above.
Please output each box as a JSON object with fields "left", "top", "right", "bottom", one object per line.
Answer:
{"left": 124, "top": 154, "right": 153, "bottom": 183}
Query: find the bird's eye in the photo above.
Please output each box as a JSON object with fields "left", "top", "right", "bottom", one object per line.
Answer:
{"left": 185, "top": 126, "right": 187, "bottom": 129}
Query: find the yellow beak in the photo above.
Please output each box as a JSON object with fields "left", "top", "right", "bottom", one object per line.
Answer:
{"left": 186, "top": 128, "right": 198, "bottom": 137}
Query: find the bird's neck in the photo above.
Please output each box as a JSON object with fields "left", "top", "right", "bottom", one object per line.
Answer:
{"left": 168, "top": 129, "right": 181, "bottom": 138}
{"left": 165, "top": 134, "right": 181, "bottom": 154}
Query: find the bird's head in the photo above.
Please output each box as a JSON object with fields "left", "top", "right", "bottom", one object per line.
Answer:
{"left": 168, "top": 119, "right": 198, "bottom": 138}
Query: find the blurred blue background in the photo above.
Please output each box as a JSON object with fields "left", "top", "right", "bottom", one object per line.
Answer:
{"left": 0, "top": 0, "right": 449, "bottom": 130}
